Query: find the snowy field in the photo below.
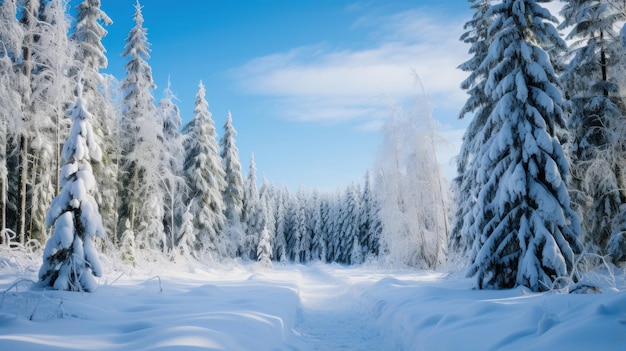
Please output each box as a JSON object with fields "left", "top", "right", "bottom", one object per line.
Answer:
{"left": 1, "top": 250, "right": 625, "bottom": 351}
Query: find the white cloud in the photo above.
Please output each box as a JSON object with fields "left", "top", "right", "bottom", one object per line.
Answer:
{"left": 231, "top": 7, "right": 470, "bottom": 129}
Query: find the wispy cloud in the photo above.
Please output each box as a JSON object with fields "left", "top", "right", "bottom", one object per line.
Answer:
{"left": 231, "top": 7, "right": 470, "bottom": 130}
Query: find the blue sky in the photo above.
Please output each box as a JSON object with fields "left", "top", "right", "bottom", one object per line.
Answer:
{"left": 78, "top": 0, "right": 474, "bottom": 191}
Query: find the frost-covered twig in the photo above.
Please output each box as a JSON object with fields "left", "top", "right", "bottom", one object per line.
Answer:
{"left": 0, "top": 279, "right": 36, "bottom": 309}
{"left": 144, "top": 276, "right": 163, "bottom": 294}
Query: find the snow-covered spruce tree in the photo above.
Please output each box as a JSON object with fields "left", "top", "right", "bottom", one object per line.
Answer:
{"left": 157, "top": 79, "right": 185, "bottom": 252}
{"left": 360, "top": 171, "right": 381, "bottom": 260}
{"left": 559, "top": 0, "right": 626, "bottom": 260}
{"left": 311, "top": 194, "right": 329, "bottom": 262}
{"left": 0, "top": 0, "right": 24, "bottom": 240}
{"left": 119, "top": 219, "right": 135, "bottom": 265}
{"left": 451, "top": 0, "right": 495, "bottom": 257}
{"left": 283, "top": 190, "right": 299, "bottom": 261}
{"left": 176, "top": 204, "right": 196, "bottom": 259}
{"left": 466, "top": 0, "right": 582, "bottom": 292}
{"left": 272, "top": 190, "right": 289, "bottom": 263}
{"left": 259, "top": 177, "right": 277, "bottom": 253}
{"left": 71, "top": 0, "right": 117, "bottom": 243}
{"left": 257, "top": 228, "right": 273, "bottom": 268}
{"left": 183, "top": 82, "right": 226, "bottom": 259}
{"left": 39, "top": 82, "right": 104, "bottom": 292}
{"left": 307, "top": 191, "right": 324, "bottom": 262}
{"left": 340, "top": 183, "right": 361, "bottom": 264}
{"left": 290, "top": 190, "right": 310, "bottom": 263}
{"left": 220, "top": 111, "right": 245, "bottom": 257}
{"left": 242, "top": 154, "right": 266, "bottom": 260}
{"left": 326, "top": 191, "right": 342, "bottom": 263}
{"left": 118, "top": 1, "right": 165, "bottom": 253}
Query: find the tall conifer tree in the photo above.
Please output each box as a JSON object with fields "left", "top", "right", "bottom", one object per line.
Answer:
{"left": 466, "top": 0, "right": 582, "bottom": 291}
{"left": 183, "top": 82, "right": 226, "bottom": 258}
{"left": 72, "top": 0, "right": 117, "bottom": 243}
{"left": 118, "top": 1, "right": 164, "bottom": 252}
{"left": 220, "top": 111, "right": 244, "bottom": 256}
{"left": 559, "top": 0, "right": 626, "bottom": 260}
{"left": 39, "top": 82, "right": 104, "bottom": 292}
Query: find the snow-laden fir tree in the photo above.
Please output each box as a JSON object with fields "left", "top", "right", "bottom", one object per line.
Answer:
{"left": 120, "top": 219, "right": 135, "bottom": 265}
{"left": 242, "top": 154, "right": 266, "bottom": 260}
{"left": 324, "top": 191, "right": 343, "bottom": 262}
{"left": 257, "top": 228, "right": 273, "bottom": 268}
{"left": 71, "top": 0, "right": 117, "bottom": 243}
{"left": 39, "top": 82, "right": 104, "bottom": 292}
{"left": 559, "top": 0, "right": 626, "bottom": 261}
{"left": 290, "top": 190, "right": 309, "bottom": 263}
{"left": 451, "top": 0, "right": 495, "bottom": 256}
{"left": 259, "top": 177, "right": 276, "bottom": 253}
{"left": 157, "top": 79, "right": 185, "bottom": 252}
{"left": 341, "top": 183, "right": 361, "bottom": 264}
{"left": 220, "top": 111, "right": 245, "bottom": 256}
{"left": 311, "top": 194, "right": 329, "bottom": 262}
{"left": 272, "top": 190, "right": 288, "bottom": 264}
{"left": 118, "top": 1, "right": 165, "bottom": 252}
{"left": 360, "top": 171, "right": 381, "bottom": 260}
{"left": 466, "top": 0, "right": 582, "bottom": 291}
{"left": 308, "top": 191, "right": 325, "bottom": 262}
{"left": 0, "top": 0, "right": 24, "bottom": 240}
{"left": 176, "top": 204, "right": 196, "bottom": 259}
{"left": 183, "top": 82, "right": 226, "bottom": 259}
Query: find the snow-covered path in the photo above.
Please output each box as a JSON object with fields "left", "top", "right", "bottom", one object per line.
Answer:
{"left": 289, "top": 266, "right": 398, "bottom": 350}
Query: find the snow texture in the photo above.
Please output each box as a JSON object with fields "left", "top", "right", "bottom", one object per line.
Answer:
{"left": 2, "top": 254, "right": 626, "bottom": 350}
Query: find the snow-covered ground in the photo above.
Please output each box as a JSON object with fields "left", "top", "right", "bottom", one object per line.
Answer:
{"left": 1, "top": 249, "right": 625, "bottom": 350}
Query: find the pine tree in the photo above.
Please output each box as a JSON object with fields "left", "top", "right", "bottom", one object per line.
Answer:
{"left": 118, "top": 1, "right": 164, "bottom": 252}
{"left": 311, "top": 194, "right": 328, "bottom": 262}
{"left": 466, "top": 0, "right": 582, "bottom": 291}
{"left": 176, "top": 204, "right": 196, "bottom": 258}
{"left": 72, "top": 0, "right": 117, "bottom": 243}
{"left": 0, "top": 0, "right": 24, "bottom": 241}
{"left": 327, "top": 191, "right": 342, "bottom": 263}
{"left": 257, "top": 228, "right": 273, "bottom": 268}
{"left": 360, "top": 171, "right": 381, "bottom": 259}
{"left": 120, "top": 219, "right": 135, "bottom": 265}
{"left": 183, "top": 82, "right": 226, "bottom": 259}
{"left": 559, "top": 0, "right": 626, "bottom": 260}
{"left": 39, "top": 82, "right": 104, "bottom": 292}
{"left": 451, "top": 0, "right": 495, "bottom": 257}
{"left": 341, "top": 183, "right": 361, "bottom": 264}
{"left": 259, "top": 178, "right": 276, "bottom": 243}
{"left": 157, "top": 79, "right": 185, "bottom": 252}
{"left": 220, "top": 111, "right": 244, "bottom": 256}
{"left": 290, "top": 190, "right": 309, "bottom": 263}
{"left": 308, "top": 191, "right": 324, "bottom": 262}
{"left": 273, "top": 191, "right": 288, "bottom": 263}
{"left": 242, "top": 154, "right": 266, "bottom": 260}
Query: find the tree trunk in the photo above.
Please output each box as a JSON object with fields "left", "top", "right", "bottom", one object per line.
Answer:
{"left": 0, "top": 178, "right": 6, "bottom": 245}
{"left": 18, "top": 135, "right": 28, "bottom": 244}
{"left": 17, "top": 0, "right": 37, "bottom": 245}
